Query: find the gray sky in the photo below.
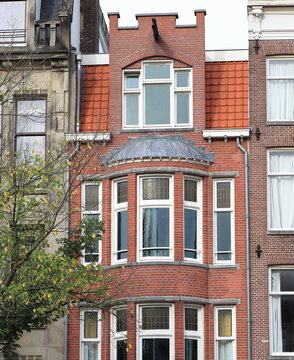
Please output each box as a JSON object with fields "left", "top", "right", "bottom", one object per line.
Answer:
{"left": 100, "top": 0, "right": 248, "bottom": 51}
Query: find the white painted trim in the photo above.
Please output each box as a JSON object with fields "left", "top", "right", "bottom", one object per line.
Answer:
{"left": 81, "top": 54, "right": 109, "bottom": 65}
{"left": 214, "top": 306, "right": 236, "bottom": 360}
{"left": 202, "top": 129, "right": 250, "bottom": 139}
{"left": 184, "top": 305, "right": 204, "bottom": 360}
{"left": 80, "top": 309, "right": 101, "bottom": 360}
{"left": 65, "top": 132, "right": 111, "bottom": 142}
{"left": 205, "top": 50, "right": 248, "bottom": 62}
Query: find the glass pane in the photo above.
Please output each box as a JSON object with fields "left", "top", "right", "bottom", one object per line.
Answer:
{"left": 269, "top": 151, "right": 294, "bottom": 174}
{"left": 272, "top": 270, "right": 294, "bottom": 292}
{"left": 217, "top": 212, "right": 231, "bottom": 252}
{"left": 117, "top": 181, "right": 128, "bottom": 203}
{"left": 145, "top": 85, "right": 170, "bottom": 125}
{"left": 116, "top": 308, "right": 127, "bottom": 332}
{"left": 281, "top": 295, "right": 294, "bottom": 352}
{"left": 0, "top": 1, "right": 26, "bottom": 43}
{"left": 142, "top": 338, "right": 169, "bottom": 360}
{"left": 85, "top": 184, "right": 99, "bottom": 211}
{"left": 143, "top": 178, "right": 169, "bottom": 200}
{"left": 142, "top": 307, "right": 169, "bottom": 330}
{"left": 269, "top": 60, "right": 294, "bottom": 77}
{"left": 84, "top": 312, "right": 98, "bottom": 338}
{"left": 117, "top": 210, "right": 128, "bottom": 259}
{"left": 185, "top": 179, "right": 197, "bottom": 202}
{"left": 144, "top": 63, "right": 170, "bottom": 79}
{"left": 184, "top": 209, "right": 197, "bottom": 256}
{"left": 125, "top": 94, "right": 139, "bottom": 126}
{"left": 268, "top": 80, "right": 294, "bottom": 120}
{"left": 176, "top": 71, "right": 189, "bottom": 87}
{"left": 185, "top": 308, "right": 198, "bottom": 331}
{"left": 217, "top": 182, "right": 231, "bottom": 208}
{"left": 218, "top": 310, "right": 232, "bottom": 337}
{"left": 16, "top": 135, "right": 45, "bottom": 158}
{"left": 176, "top": 93, "right": 189, "bottom": 124}
{"left": 125, "top": 75, "right": 139, "bottom": 89}
{"left": 218, "top": 341, "right": 233, "bottom": 360}
{"left": 185, "top": 339, "right": 198, "bottom": 360}
{"left": 83, "top": 342, "right": 98, "bottom": 360}
{"left": 117, "top": 340, "right": 127, "bottom": 360}
{"left": 142, "top": 208, "right": 169, "bottom": 257}
{"left": 17, "top": 100, "right": 46, "bottom": 133}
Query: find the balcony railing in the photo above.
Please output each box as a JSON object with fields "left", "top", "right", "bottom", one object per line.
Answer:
{"left": 0, "top": 28, "right": 26, "bottom": 44}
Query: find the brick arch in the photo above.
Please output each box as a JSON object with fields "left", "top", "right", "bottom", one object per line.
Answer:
{"left": 118, "top": 46, "right": 194, "bottom": 68}
{"left": 262, "top": 42, "right": 294, "bottom": 55}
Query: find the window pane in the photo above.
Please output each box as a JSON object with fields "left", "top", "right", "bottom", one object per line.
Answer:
{"left": 281, "top": 295, "right": 294, "bottom": 352}
{"left": 185, "top": 308, "right": 198, "bottom": 331}
{"left": 145, "top": 85, "right": 170, "bottom": 125}
{"left": 116, "top": 308, "right": 127, "bottom": 332}
{"left": 269, "top": 60, "right": 294, "bottom": 77}
{"left": 144, "top": 63, "right": 170, "bottom": 79}
{"left": 218, "top": 310, "right": 232, "bottom": 337}
{"left": 17, "top": 100, "right": 46, "bottom": 133}
{"left": 176, "top": 71, "right": 189, "bottom": 87}
{"left": 217, "top": 182, "right": 231, "bottom": 208}
{"left": 142, "top": 307, "right": 169, "bottom": 330}
{"left": 125, "top": 75, "right": 139, "bottom": 89}
{"left": 184, "top": 209, "right": 197, "bottom": 258}
{"left": 272, "top": 270, "right": 294, "bottom": 292}
{"left": 117, "top": 210, "right": 128, "bottom": 260}
{"left": 176, "top": 93, "right": 189, "bottom": 124}
{"left": 0, "top": 1, "right": 26, "bottom": 43}
{"left": 85, "top": 184, "right": 99, "bottom": 211}
{"left": 142, "top": 208, "right": 169, "bottom": 257}
{"left": 117, "top": 340, "right": 127, "bottom": 360}
{"left": 83, "top": 342, "right": 98, "bottom": 360}
{"left": 142, "top": 338, "right": 169, "bottom": 360}
{"left": 84, "top": 214, "right": 99, "bottom": 263}
{"left": 185, "top": 339, "right": 198, "bottom": 360}
{"left": 16, "top": 135, "right": 45, "bottom": 158}
{"left": 117, "top": 181, "right": 128, "bottom": 203}
{"left": 218, "top": 341, "right": 233, "bottom": 360}
{"left": 217, "top": 212, "right": 231, "bottom": 261}
{"left": 125, "top": 94, "right": 139, "bottom": 126}
{"left": 185, "top": 180, "right": 197, "bottom": 202}
{"left": 143, "top": 178, "right": 169, "bottom": 200}
{"left": 269, "top": 151, "right": 294, "bottom": 174}
{"left": 84, "top": 312, "right": 98, "bottom": 338}
{"left": 268, "top": 80, "right": 294, "bottom": 120}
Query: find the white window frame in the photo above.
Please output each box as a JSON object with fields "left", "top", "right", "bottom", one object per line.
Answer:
{"left": 267, "top": 57, "right": 294, "bottom": 122}
{"left": 137, "top": 175, "right": 174, "bottom": 262}
{"left": 269, "top": 267, "right": 294, "bottom": 356}
{"left": 213, "top": 179, "right": 235, "bottom": 264}
{"left": 184, "top": 177, "right": 202, "bottom": 263}
{"left": 137, "top": 304, "right": 174, "bottom": 360}
{"left": 184, "top": 305, "right": 204, "bottom": 360}
{"left": 81, "top": 182, "right": 102, "bottom": 265}
{"left": 112, "top": 178, "right": 128, "bottom": 264}
{"left": 80, "top": 309, "right": 101, "bottom": 360}
{"left": 214, "top": 306, "right": 236, "bottom": 360}
{"left": 267, "top": 149, "right": 294, "bottom": 231}
{"left": 123, "top": 60, "right": 192, "bottom": 129}
{"left": 111, "top": 307, "right": 128, "bottom": 360}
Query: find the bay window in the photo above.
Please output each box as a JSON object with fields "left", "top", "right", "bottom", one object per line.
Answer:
{"left": 268, "top": 149, "right": 294, "bottom": 230}
{"left": 185, "top": 306, "right": 203, "bottom": 360}
{"left": 80, "top": 310, "right": 101, "bottom": 360}
{"left": 215, "top": 307, "right": 236, "bottom": 360}
{"left": 111, "top": 307, "right": 128, "bottom": 360}
{"left": 124, "top": 61, "right": 192, "bottom": 128}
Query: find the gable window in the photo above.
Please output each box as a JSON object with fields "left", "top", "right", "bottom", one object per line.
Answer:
{"left": 185, "top": 306, "right": 203, "bottom": 360}
{"left": 0, "top": 1, "right": 26, "bottom": 44}
{"left": 112, "top": 179, "right": 128, "bottom": 263}
{"left": 267, "top": 58, "right": 294, "bottom": 122}
{"left": 268, "top": 150, "right": 294, "bottom": 230}
{"left": 15, "top": 99, "right": 46, "bottom": 159}
{"left": 80, "top": 310, "right": 101, "bottom": 360}
{"left": 184, "top": 178, "right": 202, "bottom": 261}
{"left": 124, "top": 61, "right": 192, "bottom": 128}
{"left": 81, "top": 183, "right": 102, "bottom": 265}
{"left": 213, "top": 179, "right": 234, "bottom": 264}
{"left": 111, "top": 307, "right": 128, "bottom": 360}
{"left": 270, "top": 268, "right": 294, "bottom": 354}
{"left": 138, "top": 176, "right": 173, "bottom": 261}
{"left": 215, "top": 307, "right": 236, "bottom": 360}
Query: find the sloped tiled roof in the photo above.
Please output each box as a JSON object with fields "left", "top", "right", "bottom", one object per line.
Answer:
{"left": 40, "top": 0, "right": 62, "bottom": 20}
{"left": 80, "top": 65, "right": 109, "bottom": 132}
{"left": 205, "top": 61, "right": 248, "bottom": 129}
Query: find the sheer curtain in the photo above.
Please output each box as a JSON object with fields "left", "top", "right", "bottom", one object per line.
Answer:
{"left": 271, "top": 271, "right": 282, "bottom": 353}
{"left": 218, "top": 341, "right": 233, "bottom": 360}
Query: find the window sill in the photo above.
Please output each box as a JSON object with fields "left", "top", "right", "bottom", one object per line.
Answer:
{"left": 267, "top": 121, "right": 294, "bottom": 126}
{"left": 267, "top": 230, "right": 294, "bottom": 235}
{"left": 119, "top": 127, "right": 195, "bottom": 134}
{"left": 269, "top": 356, "right": 294, "bottom": 360}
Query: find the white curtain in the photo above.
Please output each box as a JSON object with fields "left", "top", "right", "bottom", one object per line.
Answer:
{"left": 271, "top": 271, "right": 282, "bottom": 353}
{"left": 83, "top": 342, "right": 98, "bottom": 360}
{"left": 218, "top": 341, "right": 233, "bottom": 360}
{"left": 269, "top": 151, "right": 294, "bottom": 229}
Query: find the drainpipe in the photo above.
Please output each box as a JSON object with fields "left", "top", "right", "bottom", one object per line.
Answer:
{"left": 76, "top": 52, "right": 82, "bottom": 132}
{"left": 236, "top": 137, "right": 251, "bottom": 360}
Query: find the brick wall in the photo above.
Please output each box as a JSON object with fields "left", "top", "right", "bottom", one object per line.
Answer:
{"left": 80, "top": 0, "right": 99, "bottom": 54}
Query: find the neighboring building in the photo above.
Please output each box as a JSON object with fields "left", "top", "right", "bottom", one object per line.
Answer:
{"left": 248, "top": 1, "right": 294, "bottom": 359}
{"left": 67, "top": 12, "right": 250, "bottom": 360}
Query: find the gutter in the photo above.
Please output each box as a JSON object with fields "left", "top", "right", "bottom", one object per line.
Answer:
{"left": 236, "top": 137, "right": 251, "bottom": 360}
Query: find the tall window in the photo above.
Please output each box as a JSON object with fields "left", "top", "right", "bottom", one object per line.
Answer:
{"left": 138, "top": 176, "right": 173, "bottom": 260}
{"left": 185, "top": 306, "right": 203, "bottom": 360}
{"left": 80, "top": 310, "right": 101, "bottom": 360}
{"left": 112, "top": 179, "right": 128, "bottom": 263}
{"left": 111, "top": 308, "right": 128, "bottom": 360}
{"left": 268, "top": 150, "right": 294, "bottom": 230}
{"left": 0, "top": 1, "right": 26, "bottom": 44}
{"left": 15, "top": 99, "right": 46, "bottom": 159}
{"left": 215, "top": 307, "right": 236, "bottom": 360}
{"left": 138, "top": 305, "right": 173, "bottom": 360}
{"left": 184, "top": 178, "right": 202, "bottom": 261}
{"left": 267, "top": 58, "right": 294, "bottom": 121}
{"left": 213, "top": 179, "right": 234, "bottom": 264}
{"left": 81, "top": 183, "right": 102, "bottom": 265}
{"left": 124, "top": 61, "right": 192, "bottom": 128}
{"left": 270, "top": 268, "right": 294, "bottom": 355}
